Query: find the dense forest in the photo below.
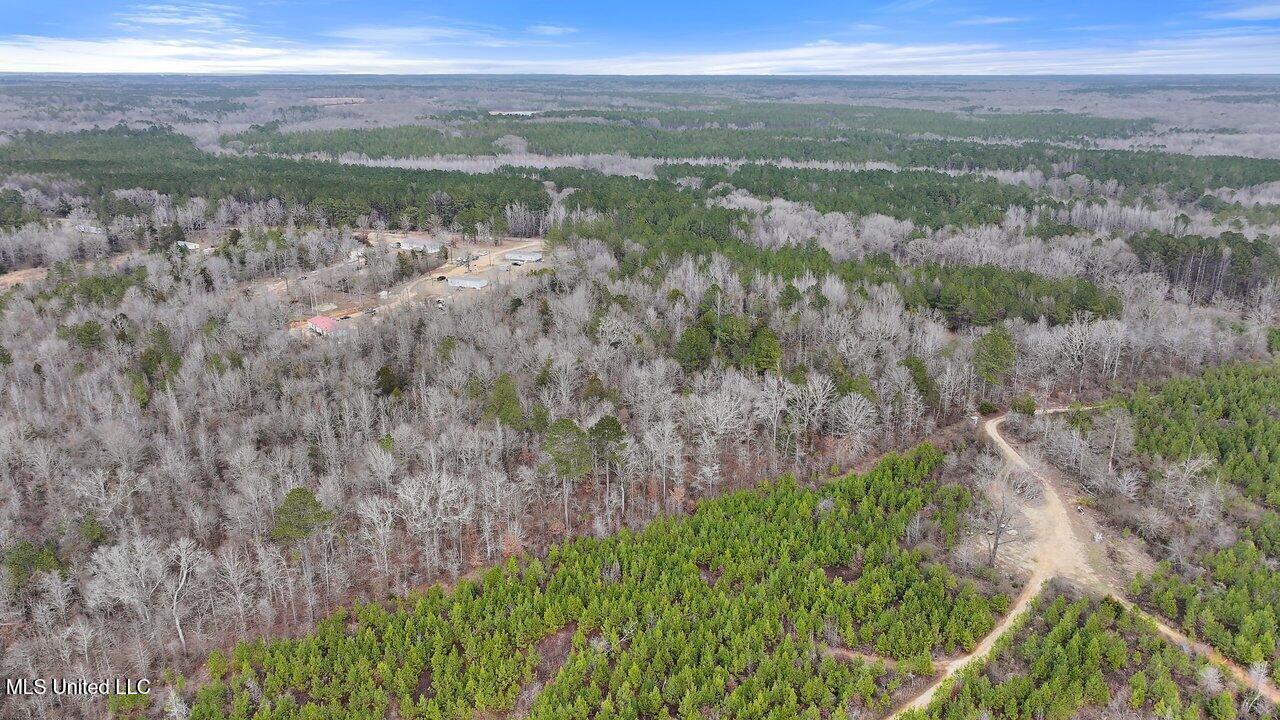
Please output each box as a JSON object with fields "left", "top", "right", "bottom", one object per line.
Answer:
{"left": 534, "top": 103, "right": 1160, "bottom": 141}
{"left": 1, "top": 75, "right": 1278, "bottom": 720}
{"left": 0, "top": 129, "right": 1124, "bottom": 327}
{"left": 0, "top": 127, "right": 551, "bottom": 232}
{"left": 1127, "top": 363, "right": 1280, "bottom": 507}
{"left": 1128, "top": 231, "right": 1280, "bottom": 300}
{"left": 186, "top": 447, "right": 999, "bottom": 720}
{"left": 1121, "top": 363, "right": 1280, "bottom": 682}
{"left": 223, "top": 119, "right": 1280, "bottom": 196}
{"left": 664, "top": 164, "right": 1034, "bottom": 228}
{"left": 224, "top": 103, "right": 1160, "bottom": 161}
{"left": 1019, "top": 360, "right": 1280, "bottom": 700}
{"left": 0, "top": 188, "right": 42, "bottom": 229}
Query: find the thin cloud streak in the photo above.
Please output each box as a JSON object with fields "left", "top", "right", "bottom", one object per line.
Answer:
{"left": 1208, "top": 3, "right": 1280, "bottom": 20}
{"left": 114, "top": 2, "right": 248, "bottom": 35}
{"left": 956, "top": 16, "right": 1027, "bottom": 26}
{"left": 328, "top": 22, "right": 575, "bottom": 47}
{"left": 328, "top": 23, "right": 512, "bottom": 46}
{"left": 0, "top": 36, "right": 433, "bottom": 74}
{"left": 526, "top": 24, "right": 578, "bottom": 36}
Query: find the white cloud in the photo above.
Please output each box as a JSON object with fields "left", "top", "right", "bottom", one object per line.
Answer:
{"left": 956, "top": 16, "right": 1027, "bottom": 26}
{"left": 0, "top": 36, "right": 433, "bottom": 74}
{"left": 2, "top": 27, "right": 1279, "bottom": 74}
{"left": 329, "top": 21, "right": 575, "bottom": 47}
{"left": 1209, "top": 3, "right": 1280, "bottom": 20}
{"left": 115, "top": 2, "right": 246, "bottom": 34}
{"left": 328, "top": 23, "right": 515, "bottom": 47}
{"left": 526, "top": 24, "right": 577, "bottom": 36}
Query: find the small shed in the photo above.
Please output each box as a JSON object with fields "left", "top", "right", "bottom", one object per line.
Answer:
{"left": 176, "top": 240, "right": 202, "bottom": 252}
{"left": 447, "top": 276, "right": 489, "bottom": 290}
{"left": 307, "top": 315, "right": 340, "bottom": 336}
{"left": 506, "top": 250, "right": 543, "bottom": 263}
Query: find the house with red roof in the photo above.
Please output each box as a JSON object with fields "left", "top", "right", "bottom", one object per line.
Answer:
{"left": 307, "top": 315, "right": 340, "bottom": 336}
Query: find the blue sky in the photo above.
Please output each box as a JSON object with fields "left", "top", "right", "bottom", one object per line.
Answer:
{"left": 1, "top": 1, "right": 1279, "bottom": 73}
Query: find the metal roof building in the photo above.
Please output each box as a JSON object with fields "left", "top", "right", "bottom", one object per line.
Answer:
{"left": 397, "top": 238, "right": 443, "bottom": 252}
{"left": 447, "top": 276, "right": 489, "bottom": 290}
{"left": 506, "top": 250, "right": 543, "bottom": 262}
{"left": 307, "top": 315, "right": 340, "bottom": 336}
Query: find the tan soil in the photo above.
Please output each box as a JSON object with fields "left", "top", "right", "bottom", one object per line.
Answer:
{"left": 888, "top": 409, "right": 1280, "bottom": 717}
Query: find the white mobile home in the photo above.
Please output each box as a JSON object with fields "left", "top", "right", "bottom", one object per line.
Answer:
{"left": 397, "top": 238, "right": 443, "bottom": 253}
{"left": 447, "top": 276, "right": 489, "bottom": 290}
{"left": 506, "top": 250, "right": 543, "bottom": 263}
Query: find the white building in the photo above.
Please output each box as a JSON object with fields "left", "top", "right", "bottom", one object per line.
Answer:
{"left": 397, "top": 238, "right": 443, "bottom": 253}
{"left": 447, "top": 276, "right": 489, "bottom": 290}
{"left": 176, "top": 241, "right": 202, "bottom": 252}
{"left": 506, "top": 250, "right": 543, "bottom": 263}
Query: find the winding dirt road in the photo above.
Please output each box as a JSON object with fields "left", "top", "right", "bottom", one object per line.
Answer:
{"left": 887, "top": 408, "right": 1280, "bottom": 717}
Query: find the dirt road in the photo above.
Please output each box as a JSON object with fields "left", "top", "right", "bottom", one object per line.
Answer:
{"left": 891, "top": 570, "right": 1045, "bottom": 715}
{"left": 888, "top": 408, "right": 1279, "bottom": 717}
{"left": 389, "top": 238, "right": 544, "bottom": 310}
{"left": 328, "top": 239, "right": 543, "bottom": 328}
{"left": 890, "top": 410, "right": 1081, "bottom": 715}
{"left": 288, "top": 239, "right": 545, "bottom": 335}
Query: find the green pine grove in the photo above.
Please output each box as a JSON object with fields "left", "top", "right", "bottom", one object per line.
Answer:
{"left": 1127, "top": 362, "right": 1280, "bottom": 684}
{"left": 1127, "top": 362, "right": 1280, "bottom": 507}
{"left": 909, "top": 590, "right": 1255, "bottom": 720}
{"left": 189, "top": 446, "right": 1008, "bottom": 719}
